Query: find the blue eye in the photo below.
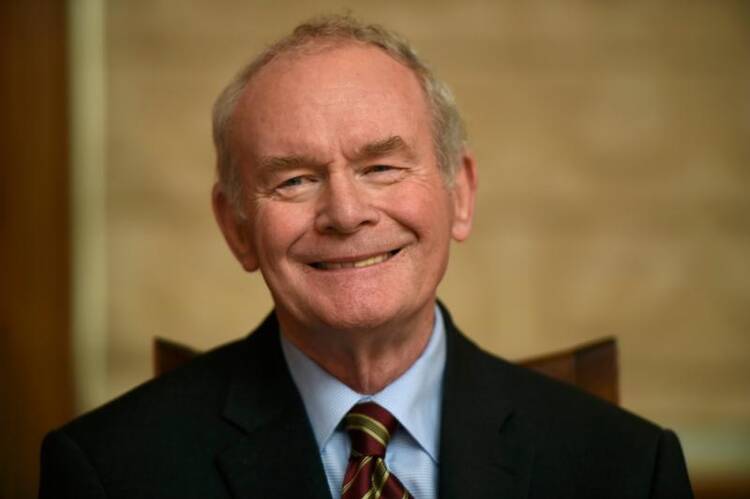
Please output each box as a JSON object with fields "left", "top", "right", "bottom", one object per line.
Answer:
{"left": 279, "top": 176, "right": 305, "bottom": 188}
{"left": 367, "top": 165, "right": 393, "bottom": 174}
{"left": 273, "top": 175, "right": 319, "bottom": 198}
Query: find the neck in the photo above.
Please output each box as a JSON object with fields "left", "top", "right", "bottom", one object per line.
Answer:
{"left": 278, "top": 304, "right": 435, "bottom": 394}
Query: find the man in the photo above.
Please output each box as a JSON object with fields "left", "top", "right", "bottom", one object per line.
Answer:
{"left": 40, "top": 15, "right": 693, "bottom": 498}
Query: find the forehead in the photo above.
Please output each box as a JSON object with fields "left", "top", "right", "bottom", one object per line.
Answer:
{"left": 231, "top": 42, "right": 433, "bottom": 162}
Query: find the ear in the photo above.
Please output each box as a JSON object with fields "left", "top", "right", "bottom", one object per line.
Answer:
{"left": 211, "top": 183, "right": 259, "bottom": 272}
{"left": 450, "top": 149, "right": 478, "bottom": 242}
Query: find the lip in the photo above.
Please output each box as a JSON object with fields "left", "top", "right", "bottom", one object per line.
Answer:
{"left": 307, "top": 247, "right": 403, "bottom": 271}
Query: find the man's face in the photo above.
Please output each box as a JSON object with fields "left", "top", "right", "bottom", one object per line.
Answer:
{"left": 215, "top": 42, "right": 475, "bottom": 335}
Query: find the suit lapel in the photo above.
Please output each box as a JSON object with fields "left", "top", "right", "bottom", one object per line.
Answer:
{"left": 212, "top": 305, "right": 537, "bottom": 499}
{"left": 438, "top": 306, "right": 536, "bottom": 499}
{"left": 216, "top": 313, "right": 332, "bottom": 499}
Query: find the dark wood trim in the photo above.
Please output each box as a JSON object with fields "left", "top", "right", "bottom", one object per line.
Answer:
{"left": 693, "top": 476, "right": 750, "bottom": 499}
{"left": 0, "top": 1, "right": 74, "bottom": 497}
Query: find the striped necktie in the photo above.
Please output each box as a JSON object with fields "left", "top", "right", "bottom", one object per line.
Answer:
{"left": 341, "top": 402, "right": 412, "bottom": 499}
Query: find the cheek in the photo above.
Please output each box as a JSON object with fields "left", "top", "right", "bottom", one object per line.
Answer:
{"left": 383, "top": 184, "right": 453, "bottom": 239}
{"left": 252, "top": 203, "right": 313, "bottom": 262}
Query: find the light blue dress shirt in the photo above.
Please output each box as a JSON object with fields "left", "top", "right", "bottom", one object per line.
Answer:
{"left": 281, "top": 305, "right": 446, "bottom": 499}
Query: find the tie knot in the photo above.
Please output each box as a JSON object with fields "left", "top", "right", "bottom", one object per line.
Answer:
{"left": 344, "top": 402, "right": 398, "bottom": 458}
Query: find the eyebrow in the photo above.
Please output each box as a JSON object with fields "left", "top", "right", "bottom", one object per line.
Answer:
{"left": 256, "top": 135, "right": 416, "bottom": 172}
{"left": 353, "top": 135, "right": 416, "bottom": 162}
{"left": 256, "top": 154, "right": 325, "bottom": 172}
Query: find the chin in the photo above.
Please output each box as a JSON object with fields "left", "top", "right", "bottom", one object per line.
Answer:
{"left": 286, "top": 284, "right": 423, "bottom": 335}
{"left": 312, "top": 293, "right": 403, "bottom": 332}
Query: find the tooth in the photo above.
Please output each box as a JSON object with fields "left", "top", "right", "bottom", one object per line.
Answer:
{"left": 317, "top": 252, "right": 392, "bottom": 270}
{"left": 354, "top": 257, "right": 373, "bottom": 268}
{"left": 354, "top": 253, "right": 387, "bottom": 268}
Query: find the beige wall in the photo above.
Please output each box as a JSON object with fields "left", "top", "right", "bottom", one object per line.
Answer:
{"left": 93, "top": 0, "right": 749, "bottom": 481}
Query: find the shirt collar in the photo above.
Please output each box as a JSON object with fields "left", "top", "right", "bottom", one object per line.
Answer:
{"left": 280, "top": 305, "right": 446, "bottom": 463}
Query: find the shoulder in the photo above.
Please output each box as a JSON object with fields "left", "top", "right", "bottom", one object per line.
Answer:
{"left": 40, "top": 318, "right": 284, "bottom": 496}
{"left": 444, "top": 325, "right": 692, "bottom": 496}
{"left": 455, "top": 328, "right": 664, "bottom": 446}
{"left": 59, "top": 312, "right": 282, "bottom": 440}
{"left": 439, "top": 303, "right": 663, "bottom": 442}
{"left": 61, "top": 334, "right": 249, "bottom": 442}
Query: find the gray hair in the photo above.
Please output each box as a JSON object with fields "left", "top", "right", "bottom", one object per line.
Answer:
{"left": 212, "top": 14, "right": 467, "bottom": 210}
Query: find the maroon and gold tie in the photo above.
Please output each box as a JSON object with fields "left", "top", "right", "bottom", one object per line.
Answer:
{"left": 341, "top": 402, "right": 413, "bottom": 499}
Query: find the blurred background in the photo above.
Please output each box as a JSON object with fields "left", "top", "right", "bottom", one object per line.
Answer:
{"left": 2, "top": 0, "right": 748, "bottom": 497}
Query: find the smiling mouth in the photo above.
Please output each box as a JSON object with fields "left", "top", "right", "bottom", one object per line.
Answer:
{"left": 310, "top": 249, "right": 402, "bottom": 270}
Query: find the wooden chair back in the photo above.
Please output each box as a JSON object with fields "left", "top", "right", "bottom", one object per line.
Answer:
{"left": 519, "top": 337, "right": 618, "bottom": 404}
{"left": 153, "top": 337, "right": 198, "bottom": 378}
{"left": 154, "top": 335, "right": 619, "bottom": 405}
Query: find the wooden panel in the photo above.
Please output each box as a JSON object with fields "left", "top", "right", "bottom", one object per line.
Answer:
{"left": 694, "top": 478, "right": 750, "bottom": 499}
{"left": 0, "top": 1, "right": 74, "bottom": 497}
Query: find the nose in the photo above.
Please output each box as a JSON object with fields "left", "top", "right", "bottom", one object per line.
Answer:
{"left": 314, "top": 171, "right": 379, "bottom": 234}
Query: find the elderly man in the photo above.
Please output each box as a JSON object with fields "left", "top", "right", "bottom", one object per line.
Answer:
{"left": 40, "top": 16, "right": 692, "bottom": 499}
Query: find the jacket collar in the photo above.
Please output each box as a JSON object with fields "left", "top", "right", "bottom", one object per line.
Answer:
{"left": 213, "top": 305, "right": 538, "bottom": 499}
{"left": 216, "top": 312, "right": 332, "bottom": 499}
{"left": 438, "top": 303, "right": 537, "bottom": 499}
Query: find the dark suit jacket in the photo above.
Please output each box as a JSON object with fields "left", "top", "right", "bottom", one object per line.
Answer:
{"left": 39, "top": 307, "right": 693, "bottom": 498}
